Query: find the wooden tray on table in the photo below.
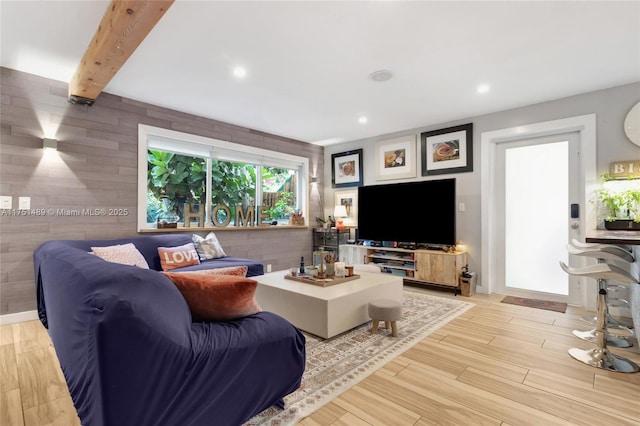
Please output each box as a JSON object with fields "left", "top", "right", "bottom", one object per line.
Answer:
{"left": 284, "top": 274, "right": 360, "bottom": 287}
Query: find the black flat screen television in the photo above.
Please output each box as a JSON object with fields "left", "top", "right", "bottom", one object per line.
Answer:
{"left": 357, "top": 178, "right": 456, "bottom": 246}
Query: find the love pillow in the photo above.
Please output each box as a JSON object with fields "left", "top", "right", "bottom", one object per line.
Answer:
{"left": 158, "top": 243, "right": 201, "bottom": 271}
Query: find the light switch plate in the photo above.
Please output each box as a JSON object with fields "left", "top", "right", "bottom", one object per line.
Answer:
{"left": 18, "top": 197, "right": 30, "bottom": 210}
{"left": 458, "top": 202, "right": 466, "bottom": 212}
{"left": 0, "top": 196, "right": 12, "bottom": 209}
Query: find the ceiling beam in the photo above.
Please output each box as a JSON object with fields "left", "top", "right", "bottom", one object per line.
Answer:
{"left": 68, "top": 0, "right": 175, "bottom": 105}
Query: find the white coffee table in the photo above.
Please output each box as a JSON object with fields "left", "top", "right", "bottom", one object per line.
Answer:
{"left": 254, "top": 271, "right": 403, "bottom": 338}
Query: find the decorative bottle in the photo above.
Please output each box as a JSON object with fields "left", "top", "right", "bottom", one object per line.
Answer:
{"left": 299, "top": 256, "right": 305, "bottom": 274}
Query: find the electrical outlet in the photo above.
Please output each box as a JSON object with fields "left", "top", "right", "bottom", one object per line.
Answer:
{"left": 266, "top": 264, "right": 272, "bottom": 272}
{"left": 0, "top": 196, "right": 11, "bottom": 209}
{"left": 18, "top": 197, "right": 30, "bottom": 210}
{"left": 458, "top": 202, "right": 466, "bottom": 212}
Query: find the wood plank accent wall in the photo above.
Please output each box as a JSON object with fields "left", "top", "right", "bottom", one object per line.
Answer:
{"left": 0, "top": 67, "right": 324, "bottom": 315}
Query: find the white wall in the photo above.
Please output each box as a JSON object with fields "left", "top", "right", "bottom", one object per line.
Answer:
{"left": 324, "top": 81, "right": 640, "bottom": 292}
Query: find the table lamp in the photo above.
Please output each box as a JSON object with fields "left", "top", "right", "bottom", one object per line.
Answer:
{"left": 334, "top": 205, "right": 348, "bottom": 230}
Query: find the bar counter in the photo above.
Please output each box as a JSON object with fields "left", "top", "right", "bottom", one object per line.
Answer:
{"left": 586, "top": 230, "right": 640, "bottom": 346}
{"left": 585, "top": 230, "right": 640, "bottom": 246}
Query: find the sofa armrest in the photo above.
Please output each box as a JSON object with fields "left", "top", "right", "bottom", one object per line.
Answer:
{"left": 95, "top": 311, "right": 305, "bottom": 426}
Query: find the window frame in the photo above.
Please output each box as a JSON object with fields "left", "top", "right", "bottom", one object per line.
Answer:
{"left": 138, "top": 124, "right": 309, "bottom": 231}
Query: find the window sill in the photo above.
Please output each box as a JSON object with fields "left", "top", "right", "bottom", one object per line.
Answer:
{"left": 139, "top": 225, "right": 309, "bottom": 233}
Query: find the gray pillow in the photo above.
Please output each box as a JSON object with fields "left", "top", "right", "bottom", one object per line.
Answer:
{"left": 192, "top": 232, "right": 227, "bottom": 260}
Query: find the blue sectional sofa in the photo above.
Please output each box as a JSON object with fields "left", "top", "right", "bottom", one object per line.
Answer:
{"left": 34, "top": 234, "right": 306, "bottom": 426}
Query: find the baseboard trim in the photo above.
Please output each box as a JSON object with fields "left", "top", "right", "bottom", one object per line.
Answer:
{"left": 0, "top": 310, "right": 39, "bottom": 325}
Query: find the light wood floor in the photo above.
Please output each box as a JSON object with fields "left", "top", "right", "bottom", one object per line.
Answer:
{"left": 1, "top": 290, "right": 639, "bottom": 426}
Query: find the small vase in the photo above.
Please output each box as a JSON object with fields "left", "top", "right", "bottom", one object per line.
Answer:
{"left": 325, "top": 263, "right": 335, "bottom": 277}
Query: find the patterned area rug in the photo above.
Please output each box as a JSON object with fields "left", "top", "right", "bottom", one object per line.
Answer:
{"left": 501, "top": 295, "right": 567, "bottom": 313}
{"left": 244, "top": 291, "right": 474, "bottom": 425}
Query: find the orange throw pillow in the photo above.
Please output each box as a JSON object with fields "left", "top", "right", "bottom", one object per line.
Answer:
{"left": 163, "top": 272, "right": 261, "bottom": 321}
{"left": 172, "top": 265, "right": 248, "bottom": 277}
{"left": 158, "top": 243, "right": 200, "bottom": 271}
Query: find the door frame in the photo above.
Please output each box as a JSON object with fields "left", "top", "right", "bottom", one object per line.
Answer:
{"left": 480, "top": 114, "right": 597, "bottom": 308}
{"left": 495, "top": 134, "right": 579, "bottom": 303}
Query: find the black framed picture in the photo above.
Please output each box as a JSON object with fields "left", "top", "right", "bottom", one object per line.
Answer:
{"left": 331, "top": 149, "right": 363, "bottom": 188}
{"left": 421, "top": 123, "right": 473, "bottom": 175}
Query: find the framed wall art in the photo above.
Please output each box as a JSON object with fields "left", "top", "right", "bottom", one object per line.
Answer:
{"left": 421, "top": 123, "right": 473, "bottom": 175}
{"left": 334, "top": 189, "right": 358, "bottom": 226}
{"left": 374, "top": 135, "right": 417, "bottom": 181}
{"left": 331, "top": 149, "right": 363, "bottom": 188}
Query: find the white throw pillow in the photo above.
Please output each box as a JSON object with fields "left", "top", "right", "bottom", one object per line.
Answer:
{"left": 192, "top": 232, "right": 227, "bottom": 260}
{"left": 91, "top": 243, "right": 149, "bottom": 269}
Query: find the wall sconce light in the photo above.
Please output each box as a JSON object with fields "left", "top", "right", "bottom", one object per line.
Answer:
{"left": 311, "top": 176, "right": 318, "bottom": 183}
{"left": 42, "top": 138, "right": 58, "bottom": 151}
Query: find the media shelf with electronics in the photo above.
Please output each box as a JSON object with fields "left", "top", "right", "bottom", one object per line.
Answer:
{"left": 338, "top": 244, "right": 467, "bottom": 293}
{"left": 365, "top": 248, "right": 416, "bottom": 277}
{"left": 350, "top": 245, "right": 467, "bottom": 294}
{"left": 347, "top": 177, "right": 466, "bottom": 293}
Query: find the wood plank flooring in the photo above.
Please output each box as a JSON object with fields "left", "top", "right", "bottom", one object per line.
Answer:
{"left": 1, "top": 289, "right": 639, "bottom": 425}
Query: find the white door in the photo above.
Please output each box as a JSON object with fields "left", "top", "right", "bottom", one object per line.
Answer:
{"left": 495, "top": 132, "right": 581, "bottom": 304}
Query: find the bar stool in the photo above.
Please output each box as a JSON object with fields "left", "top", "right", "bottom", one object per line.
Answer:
{"left": 571, "top": 238, "right": 631, "bottom": 254}
{"left": 570, "top": 238, "right": 631, "bottom": 253}
{"left": 559, "top": 261, "right": 639, "bottom": 373}
{"left": 568, "top": 242, "right": 635, "bottom": 332}
{"left": 567, "top": 243, "right": 635, "bottom": 347}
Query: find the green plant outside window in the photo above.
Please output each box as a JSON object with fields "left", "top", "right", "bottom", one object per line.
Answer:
{"left": 147, "top": 149, "right": 299, "bottom": 226}
{"left": 147, "top": 150, "right": 206, "bottom": 223}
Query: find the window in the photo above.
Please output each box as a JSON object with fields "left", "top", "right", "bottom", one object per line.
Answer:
{"left": 138, "top": 125, "right": 309, "bottom": 231}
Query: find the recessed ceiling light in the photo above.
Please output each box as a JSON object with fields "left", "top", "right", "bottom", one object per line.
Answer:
{"left": 233, "top": 66, "right": 247, "bottom": 79}
{"left": 358, "top": 116, "right": 368, "bottom": 124}
{"left": 369, "top": 70, "right": 393, "bottom": 82}
{"left": 477, "top": 84, "right": 490, "bottom": 94}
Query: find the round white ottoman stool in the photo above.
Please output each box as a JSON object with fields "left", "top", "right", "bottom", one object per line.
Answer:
{"left": 368, "top": 298, "right": 402, "bottom": 337}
